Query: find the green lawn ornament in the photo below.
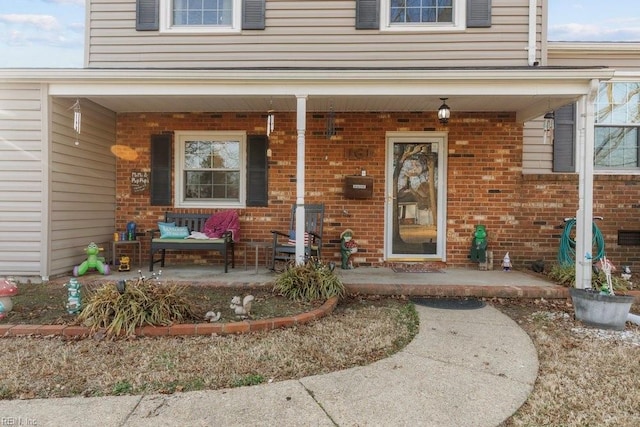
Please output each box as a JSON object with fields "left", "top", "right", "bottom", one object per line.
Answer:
{"left": 469, "top": 225, "right": 488, "bottom": 263}
{"left": 340, "top": 229, "right": 358, "bottom": 269}
{"left": 73, "top": 242, "right": 110, "bottom": 277}
{"left": 64, "top": 278, "right": 82, "bottom": 314}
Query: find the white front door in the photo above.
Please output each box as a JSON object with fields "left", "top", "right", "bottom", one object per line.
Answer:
{"left": 385, "top": 132, "right": 447, "bottom": 261}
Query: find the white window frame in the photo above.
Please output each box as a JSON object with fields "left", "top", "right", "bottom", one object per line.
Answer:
{"left": 174, "top": 131, "right": 247, "bottom": 208}
{"left": 594, "top": 81, "right": 640, "bottom": 174}
{"left": 160, "top": 0, "right": 242, "bottom": 34}
{"left": 380, "top": 0, "right": 466, "bottom": 32}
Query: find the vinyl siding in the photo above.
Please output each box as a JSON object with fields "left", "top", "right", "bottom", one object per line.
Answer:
{"left": 548, "top": 43, "right": 640, "bottom": 70}
{"left": 522, "top": 118, "right": 552, "bottom": 174}
{"left": 87, "top": 0, "right": 542, "bottom": 68}
{"left": 49, "top": 98, "right": 117, "bottom": 277}
{"left": 0, "top": 84, "right": 45, "bottom": 278}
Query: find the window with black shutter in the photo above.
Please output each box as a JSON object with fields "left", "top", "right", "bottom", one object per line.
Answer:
{"left": 356, "top": 0, "right": 380, "bottom": 29}
{"left": 246, "top": 135, "right": 269, "bottom": 206}
{"left": 150, "top": 134, "right": 172, "bottom": 206}
{"left": 467, "top": 0, "right": 492, "bottom": 28}
{"left": 136, "top": 0, "right": 159, "bottom": 31}
{"left": 553, "top": 103, "right": 577, "bottom": 173}
{"left": 242, "top": 0, "right": 266, "bottom": 30}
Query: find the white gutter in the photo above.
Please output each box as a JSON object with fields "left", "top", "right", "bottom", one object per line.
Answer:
{"left": 527, "top": 0, "right": 538, "bottom": 66}
{"left": 0, "top": 68, "right": 616, "bottom": 82}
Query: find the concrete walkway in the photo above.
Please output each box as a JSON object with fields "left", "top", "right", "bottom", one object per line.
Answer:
{"left": 0, "top": 302, "right": 538, "bottom": 427}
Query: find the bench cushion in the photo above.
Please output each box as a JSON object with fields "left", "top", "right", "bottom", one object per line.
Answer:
{"left": 158, "top": 223, "right": 190, "bottom": 238}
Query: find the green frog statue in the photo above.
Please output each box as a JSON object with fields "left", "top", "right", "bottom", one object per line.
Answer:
{"left": 340, "top": 229, "right": 358, "bottom": 269}
{"left": 469, "top": 225, "right": 488, "bottom": 263}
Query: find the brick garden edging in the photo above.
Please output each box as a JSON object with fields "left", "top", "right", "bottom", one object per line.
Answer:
{"left": 0, "top": 296, "right": 339, "bottom": 339}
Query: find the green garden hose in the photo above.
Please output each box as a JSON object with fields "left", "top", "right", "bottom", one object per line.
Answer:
{"left": 557, "top": 218, "right": 605, "bottom": 266}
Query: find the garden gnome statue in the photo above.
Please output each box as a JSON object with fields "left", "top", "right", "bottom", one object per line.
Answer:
{"left": 502, "top": 252, "right": 512, "bottom": 271}
{"left": 65, "top": 278, "right": 82, "bottom": 315}
{"left": 469, "top": 225, "right": 488, "bottom": 263}
{"left": 340, "top": 229, "right": 358, "bottom": 269}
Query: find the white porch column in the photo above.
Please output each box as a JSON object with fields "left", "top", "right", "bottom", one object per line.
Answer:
{"left": 295, "top": 95, "right": 308, "bottom": 264}
{"left": 575, "top": 79, "right": 599, "bottom": 289}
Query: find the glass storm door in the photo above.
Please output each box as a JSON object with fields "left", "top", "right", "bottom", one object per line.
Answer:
{"left": 385, "top": 132, "right": 447, "bottom": 261}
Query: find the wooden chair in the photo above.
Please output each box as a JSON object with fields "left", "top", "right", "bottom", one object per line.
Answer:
{"left": 271, "top": 204, "right": 324, "bottom": 269}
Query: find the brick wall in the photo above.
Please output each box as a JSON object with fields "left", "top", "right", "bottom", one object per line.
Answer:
{"left": 114, "top": 111, "right": 640, "bottom": 272}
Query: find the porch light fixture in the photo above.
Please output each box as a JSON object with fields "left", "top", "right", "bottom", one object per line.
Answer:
{"left": 437, "top": 98, "right": 450, "bottom": 124}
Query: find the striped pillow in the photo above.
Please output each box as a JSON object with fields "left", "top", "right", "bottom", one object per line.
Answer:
{"left": 287, "top": 230, "right": 310, "bottom": 246}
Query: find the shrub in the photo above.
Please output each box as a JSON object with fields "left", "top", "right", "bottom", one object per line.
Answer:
{"left": 78, "top": 277, "right": 196, "bottom": 337}
{"left": 548, "top": 263, "right": 628, "bottom": 292}
{"left": 273, "top": 260, "right": 345, "bottom": 302}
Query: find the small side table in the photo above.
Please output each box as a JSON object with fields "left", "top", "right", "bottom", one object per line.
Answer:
{"left": 112, "top": 240, "right": 142, "bottom": 268}
{"left": 244, "top": 241, "right": 272, "bottom": 273}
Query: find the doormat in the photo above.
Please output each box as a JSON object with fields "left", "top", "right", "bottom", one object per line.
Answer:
{"left": 391, "top": 264, "right": 444, "bottom": 273}
{"left": 411, "top": 297, "right": 486, "bottom": 310}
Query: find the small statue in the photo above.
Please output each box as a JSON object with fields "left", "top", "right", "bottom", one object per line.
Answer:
{"left": 340, "top": 229, "right": 358, "bottom": 269}
{"left": 118, "top": 255, "right": 130, "bottom": 272}
{"left": 502, "top": 252, "right": 512, "bottom": 271}
{"left": 64, "top": 278, "right": 82, "bottom": 315}
{"left": 205, "top": 311, "right": 221, "bottom": 322}
{"left": 469, "top": 225, "right": 488, "bottom": 263}
{"left": 230, "top": 295, "right": 255, "bottom": 318}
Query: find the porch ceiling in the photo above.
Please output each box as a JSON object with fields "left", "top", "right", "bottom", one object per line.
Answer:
{"left": 78, "top": 94, "right": 574, "bottom": 121}
{"left": 8, "top": 66, "right": 613, "bottom": 122}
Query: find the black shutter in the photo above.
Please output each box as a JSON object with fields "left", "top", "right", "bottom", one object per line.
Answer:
{"left": 467, "top": 0, "right": 491, "bottom": 28}
{"left": 137, "top": 0, "right": 159, "bottom": 31}
{"left": 242, "top": 0, "right": 265, "bottom": 30}
{"left": 356, "top": 0, "right": 379, "bottom": 30}
{"left": 150, "top": 134, "right": 172, "bottom": 206}
{"left": 246, "top": 135, "right": 269, "bottom": 207}
{"left": 553, "top": 103, "right": 576, "bottom": 173}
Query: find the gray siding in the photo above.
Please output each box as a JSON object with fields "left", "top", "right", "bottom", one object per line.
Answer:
{"left": 50, "top": 98, "right": 117, "bottom": 277}
{"left": 0, "top": 84, "right": 46, "bottom": 278}
{"left": 87, "top": 0, "right": 542, "bottom": 68}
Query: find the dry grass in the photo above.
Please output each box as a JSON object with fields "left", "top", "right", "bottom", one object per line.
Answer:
{"left": 1, "top": 283, "right": 639, "bottom": 426}
{"left": 0, "top": 294, "right": 417, "bottom": 400}
{"left": 496, "top": 298, "right": 640, "bottom": 427}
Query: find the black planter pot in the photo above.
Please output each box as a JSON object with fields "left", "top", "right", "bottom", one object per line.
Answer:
{"left": 570, "top": 288, "right": 634, "bottom": 331}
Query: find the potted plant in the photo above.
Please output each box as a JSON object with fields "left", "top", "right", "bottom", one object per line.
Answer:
{"left": 551, "top": 258, "right": 634, "bottom": 331}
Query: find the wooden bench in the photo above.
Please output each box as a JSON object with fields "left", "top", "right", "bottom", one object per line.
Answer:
{"left": 149, "top": 212, "right": 235, "bottom": 273}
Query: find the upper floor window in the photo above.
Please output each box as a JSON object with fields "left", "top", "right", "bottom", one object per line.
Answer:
{"left": 174, "top": 131, "right": 246, "bottom": 208}
{"left": 594, "top": 82, "right": 640, "bottom": 171}
{"left": 161, "top": 0, "right": 241, "bottom": 33}
{"left": 381, "top": 0, "right": 465, "bottom": 32}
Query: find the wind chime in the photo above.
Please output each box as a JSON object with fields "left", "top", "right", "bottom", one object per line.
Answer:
{"left": 71, "top": 99, "right": 81, "bottom": 146}
{"left": 266, "top": 99, "right": 275, "bottom": 137}
{"left": 325, "top": 104, "right": 336, "bottom": 139}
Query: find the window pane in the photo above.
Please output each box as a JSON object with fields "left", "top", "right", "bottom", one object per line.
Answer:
{"left": 595, "top": 127, "right": 639, "bottom": 169}
{"left": 183, "top": 139, "right": 240, "bottom": 201}
{"left": 389, "top": 0, "right": 453, "bottom": 24}
{"left": 173, "top": 0, "right": 232, "bottom": 26}
{"left": 596, "top": 82, "right": 640, "bottom": 124}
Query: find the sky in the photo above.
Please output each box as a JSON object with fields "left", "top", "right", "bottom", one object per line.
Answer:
{"left": 0, "top": 0, "right": 639, "bottom": 68}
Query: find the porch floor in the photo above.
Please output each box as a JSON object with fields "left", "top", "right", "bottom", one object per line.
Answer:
{"left": 103, "top": 263, "right": 568, "bottom": 300}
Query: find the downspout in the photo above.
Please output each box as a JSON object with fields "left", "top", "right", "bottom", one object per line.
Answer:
{"left": 527, "top": 0, "right": 538, "bottom": 66}
{"left": 575, "top": 79, "right": 599, "bottom": 289}
{"left": 295, "top": 95, "right": 308, "bottom": 265}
